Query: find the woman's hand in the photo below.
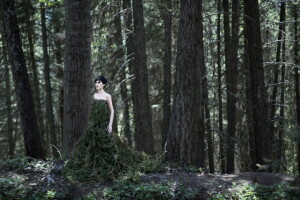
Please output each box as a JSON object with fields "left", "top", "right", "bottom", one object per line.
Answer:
{"left": 107, "top": 125, "right": 112, "bottom": 133}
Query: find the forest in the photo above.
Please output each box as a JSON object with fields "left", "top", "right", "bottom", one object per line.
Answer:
{"left": 0, "top": 0, "right": 300, "bottom": 199}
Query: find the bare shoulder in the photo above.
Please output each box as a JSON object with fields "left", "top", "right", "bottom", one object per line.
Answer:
{"left": 105, "top": 93, "right": 111, "bottom": 100}
{"left": 105, "top": 93, "right": 112, "bottom": 100}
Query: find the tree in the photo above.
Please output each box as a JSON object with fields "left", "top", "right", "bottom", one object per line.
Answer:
{"left": 202, "top": 53, "right": 214, "bottom": 173}
{"left": 2, "top": 39, "right": 14, "bottom": 157}
{"left": 41, "top": 2, "right": 58, "bottom": 158}
{"left": 24, "top": 0, "right": 46, "bottom": 147}
{"left": 217, "top": 0, "right": 226, "bottom": 173}
{"left": 269, "top": 2, "right": 286, "bottom": 161}
{"left": 51, "top": 3, "right": 64, "bottom": 144}
{"left": 161, "top": 0, "right": 172, "bottom": 149}
{"left": 223, "top": 0, "right": 239, "bottom": 174}
{"left": 2, "top": 0, "right": 45, "bottom": 159}
{"left": 63, "top": 0, "right": 92, "bottom": 156}
{"left": 243, "top": 0, "right": 269, "bottom": 168}
{"left": 110, "top": 0, "right": 132, "bottom": 145}
{"left": 277, "top": 17, "right": 286, "bottom": 171}
{"left": 122, "top": 0, "right": 135, "bottom": 146}
{"left": 132, "top": 0, "right": 154, "bottom": 154}
{"left": 293, "top": 4, "right": 300, "bottom": 174}
{"left": 166, "top": 0, "right": 205, "bottom": 167}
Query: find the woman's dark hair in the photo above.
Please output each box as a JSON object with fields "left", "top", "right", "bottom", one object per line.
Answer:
{"left": 95, "top": 76, "right": 107, "bottom": 85}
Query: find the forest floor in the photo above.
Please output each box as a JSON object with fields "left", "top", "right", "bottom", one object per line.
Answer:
{"left": 1, "top": 162, "right": 300, "bottom": 199}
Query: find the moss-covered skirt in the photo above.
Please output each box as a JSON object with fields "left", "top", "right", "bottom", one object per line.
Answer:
{"left": 63, "top": 99, "right": 145, "bottom": 182}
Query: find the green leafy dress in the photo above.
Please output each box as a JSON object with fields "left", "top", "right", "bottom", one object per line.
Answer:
{"left": 64, "top": 99, "right": 144, "bottom": 181}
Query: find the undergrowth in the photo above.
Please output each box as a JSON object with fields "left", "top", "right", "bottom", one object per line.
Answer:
{"left": 0, "top": 177, "right": 69, "bottom": 200}
{"left": 211, "top": 182, "right": 299, "bottom": 200}
{"left": 103, "top": 181, "right": 198, "bottom": 200}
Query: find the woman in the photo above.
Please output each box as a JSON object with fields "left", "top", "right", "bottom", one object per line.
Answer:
{"left": 93, "top": 76, "right": 114, "bottom": 134}
{"left": 64, "top": 76, "right": 144, "bottom": 181}
{"left": 63, "top": 76, "right": 163, "bottom": 181}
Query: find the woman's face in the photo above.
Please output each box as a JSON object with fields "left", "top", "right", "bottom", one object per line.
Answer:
{"left": 95, "top": 80, "right": 104, "bottom": 90}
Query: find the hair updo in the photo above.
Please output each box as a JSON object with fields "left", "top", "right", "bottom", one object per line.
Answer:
{"left": 95, "top": 76, "right": 107, "bottom": 86}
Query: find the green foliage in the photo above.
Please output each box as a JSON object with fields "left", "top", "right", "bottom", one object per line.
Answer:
{"left": 103, "top": 181, "right": 198, "bottom": 200}
{"left": 73, "top": 193, "right": 98, "bottom": 200}
{"left": 38, "top": 0, "right": 62, "bottom": 6}
{"left": 0, "top": 177, "right": 26, "bottom": 199}
{"left": 0, "top": 177, "right": 68, "bottom": 200}
{"left": 211, "top": 183, "right": 298, "bottom": 200}
{"left": 0, "top": 157, "right": 53, "bottom": 171}
{"left": 63, "top": 100, "right": 165, "bottom": 182}
{"left": 0, "top": 157, "right": 31, "bottom": 170}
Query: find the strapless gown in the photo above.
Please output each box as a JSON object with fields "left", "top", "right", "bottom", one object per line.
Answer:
{"left": 64, "top": 99, "right": 143, "bottom": 181}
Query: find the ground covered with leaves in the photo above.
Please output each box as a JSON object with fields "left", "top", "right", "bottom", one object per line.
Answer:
{"left": 0, "top": 158, "right": 299, "bottom": 200}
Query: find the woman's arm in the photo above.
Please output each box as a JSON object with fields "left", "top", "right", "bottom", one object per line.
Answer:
{"left": 106, "top": 94, "right": 114, "bottom": 133}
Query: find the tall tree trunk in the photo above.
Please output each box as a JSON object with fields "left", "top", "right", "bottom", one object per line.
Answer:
{"left": 223, "top": 0, "right": 230, "bottom": 172}
{"left": 203, "top": 19, "right": 214, "bottom": 172}
{"left": 2, "top": 0, "right": 45, "bottom": 159}
{"left": 63, "top": 0, "right": 92, "bottom": 156}
{"left": 114, "top": 0, "right": 131, "bottom": 145}
{"left": 244, "top": 30, "right": 255, "bottom": 171}
{"left": 166, "top": 0, "right": 205, "bottom": 167}
{"left": 269, "top": 2, "right": 285, "bottom": 160}
{"left": 161, "top": 0, "right": 172, "bottom": 149}
{"left": 24, "top": 0, "right": 46, "bottom": 149}
{"left": 3, "top": 39, "right": 14, "bottom": 158}
{"left": 132, "top": 0, "right": 154, "bottom": 154}
{"left": 228, "top": 0, "right": 239, "bottom": 173}
{"left": 52, "top": 4, "right": 64, "bottom": 147}
{"left": 203, "top": 61, "right": 214, "bottom": 173}
{"left": 244, "top": 0, "right": 269, "bottom": 167}
{"left": 123, "top": 0, "right": 135, "bottom": 146}
{"left": 224, "top": 0, "right": 239, "bottom": 174}
{"left": 293, "top": 4, "right": 300, "bottom": 174}
{"left": 277, "top": 25, "right": 286, "bottom": 171}
{"left": 41, "top": 3, "right": 58, "bottom": 158}
{"left": 217, "top": 0, "right": 226, "bottom": 174}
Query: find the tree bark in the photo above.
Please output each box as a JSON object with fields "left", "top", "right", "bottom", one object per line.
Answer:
{"left": 2, "top": 0, "right": 45, "bottom": 159}
{"left": 132, "top": 0, "right": 154, "bottom": 154}
{"left": 52, "top": 4, "right": 64, "bottom": 147}
{"left": 269, "top": 2, "right": 286, "bottom": 161}
{"left": 244, "top": 28, "right": 256, "bottom": 171}
{"left": 161, "top": 0, "right": 172, "bottom": 149}
{"left": 41, "top": 3, "right": 58, "bottom": 158}
{"left": 113, "top": 0, "right": 131, "bottom": 142}
{"left": 123, "top": 0, "right": 135, "bottom": 146}
{"left": 63, "top": 0, "right": 92, "bottom": 156}
{"left": 223, "top": 0, "right": 239, "bottom": 174}
{"left": 243, "top": 0, "right": 269, "bottom": 167}
{"left": 3, "top": 39, "right": 14, "bottom": 158}
{"left": 217, "top": 0, "right": 226, "bottom": 174}
{"left": 166, "top": 0, "right": 205, "bottom": 167}
{"left": 277, "top": 23, "right": 286, "bottom": 171}
{"left": 293, "top": 4, "right": 300, "bottom": 174}
{"left": 24, "top": 0, "right": 46, "bottom": 149}
{"left": 203, "top": 60, "right": 214, "bottom": 173}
